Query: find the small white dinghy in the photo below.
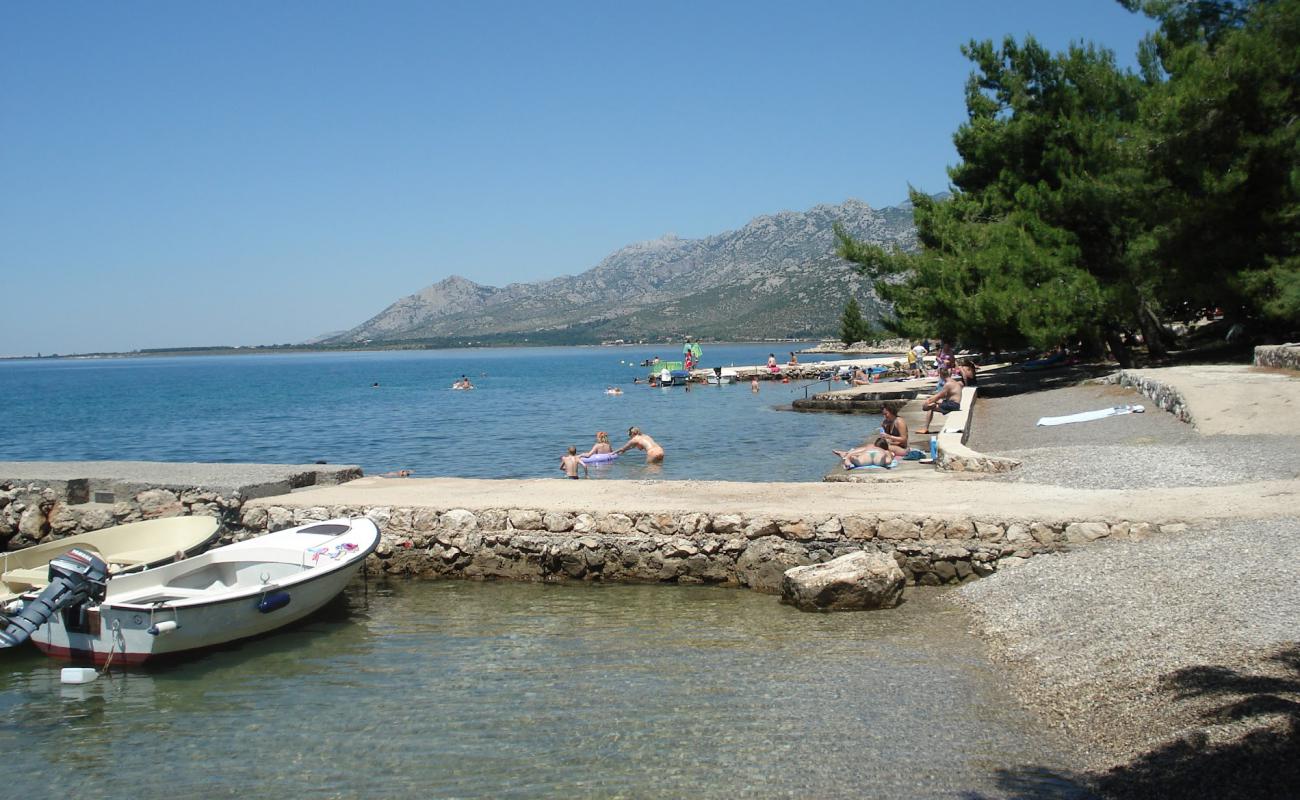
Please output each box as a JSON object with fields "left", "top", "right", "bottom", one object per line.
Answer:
{"left": 1, "top": 516, "right": 221, "bottom": 606}
{"left": 2, "top": 518, "right": 379, "bottom": 665}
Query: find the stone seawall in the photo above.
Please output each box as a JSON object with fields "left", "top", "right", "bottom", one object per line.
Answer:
{"left": 0, "top": 462, "right": 361, "bottom": 550}
{"left": 1104, "top": 370, "right": 1194, "bottom": 424}
{"left": 239, "top": 502, "right": 1181, "bottom": 592}
{"left": 1255, "top": 343, "right": 1300, "bottom": 371}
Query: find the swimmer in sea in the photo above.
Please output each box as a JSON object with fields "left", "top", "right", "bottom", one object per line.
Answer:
{"left": 560, "top": 446, "right": 588, "bottom": 479}
{"left": 380, "top": 469, "right": 412, "bottom": 478}
{"left": 615, "top": 426, "right": 665, "bottom": 464}
{"left": 580, "top": 431, "right": 613, "bottom": 459}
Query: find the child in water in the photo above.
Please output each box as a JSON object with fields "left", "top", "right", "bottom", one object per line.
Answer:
{"left": 560, "top": 446, "right": 588, "bottom": 479}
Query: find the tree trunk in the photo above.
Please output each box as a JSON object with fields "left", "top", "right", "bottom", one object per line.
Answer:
{"left": 1103, "top": 326, "right": 1133, "bottom": 368}
{"left": 1138, "top": 299, "right": 1170, "bottom": 360}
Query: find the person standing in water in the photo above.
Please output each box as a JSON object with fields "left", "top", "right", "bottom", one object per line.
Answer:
{"left": 615, "top": 426, "right": 665, "bottom": 463}
{"left": 560, "top": 446, "right": 588, "bottom": 479}
{"left": 580, "top": 431, "right": 613, "bottom": 459}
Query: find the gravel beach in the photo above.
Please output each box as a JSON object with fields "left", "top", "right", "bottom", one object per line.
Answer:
{"left": 954, "top": 374, "right": 1300, "bottom": 798}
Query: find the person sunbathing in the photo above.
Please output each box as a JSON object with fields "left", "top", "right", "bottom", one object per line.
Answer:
{"left": 916, "top": 367, "right": 963, "bottom": 434}
{"left": 833, "top": 443, "right": 894, "bottom": 469}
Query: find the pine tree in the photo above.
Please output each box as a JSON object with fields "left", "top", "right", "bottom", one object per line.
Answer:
{"left": 840, "top": 297, "right": 874, "bottom": 346}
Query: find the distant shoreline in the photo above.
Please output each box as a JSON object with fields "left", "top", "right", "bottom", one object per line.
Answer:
{"left": 1, "top": 338, "right": 824, "bottom": 363}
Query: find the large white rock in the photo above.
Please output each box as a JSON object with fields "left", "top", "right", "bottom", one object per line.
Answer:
{"left": 780, "top": 551, "right": 905, "bottom": 612}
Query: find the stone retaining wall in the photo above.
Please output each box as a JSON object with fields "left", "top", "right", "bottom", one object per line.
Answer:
{"left": 1255, "top": 343, "right": 1300, "bottom": 371}
{"left": 239, "top": 503, "right": 1184, "bottom": 591}
{"left": 0, "top": 480, "right": 244, "bottom": 550}
{"left": 1105, "top": 370, "right": 1194, "bottom": 424}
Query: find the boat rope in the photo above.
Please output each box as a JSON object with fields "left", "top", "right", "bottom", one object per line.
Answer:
{"left": 100, "top": 619, "right": 122, "bottom": 675}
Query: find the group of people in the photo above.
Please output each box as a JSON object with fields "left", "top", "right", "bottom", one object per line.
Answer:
{"left": 452, "top": 375, "right": 475, "bottom": 390}
{"left": 833, "top": 404, "right": 913, "bottom": 469}
{"left": 560, "top": 427, "right": 665, "bottom": 478}
{"left": 836, "top": 343, "right": 981, "bottom": 468}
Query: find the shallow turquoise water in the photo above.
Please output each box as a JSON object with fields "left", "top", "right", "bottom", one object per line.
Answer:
{"left": 0, "top": 345, "right": 886, "bottom": 481}
{"left": 0, "top": 580, "right": 1084, "bottom": 799}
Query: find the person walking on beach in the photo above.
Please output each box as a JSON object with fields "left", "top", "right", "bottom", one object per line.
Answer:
{"left": 615, "top": 426, "right": 665, "bottom": 463}
{"left": 560, "top": 446, "right": 588, "bottom": 479}
{"left": 906, "top": 345, "right": 918, "bottom": 377}
{"left": 917, "top": 368, "right": 963, "bottom": 434}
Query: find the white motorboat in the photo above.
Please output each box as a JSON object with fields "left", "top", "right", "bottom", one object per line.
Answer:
{"left": 1, "top": 516, "right": 221, "bottom": 606}
{"left": 2, "top": 518, "right": 379, "bottom": 664}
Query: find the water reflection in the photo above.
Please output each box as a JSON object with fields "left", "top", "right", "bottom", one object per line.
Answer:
{"left": 1, "top": 580, "right": 1083, "bottom": 798}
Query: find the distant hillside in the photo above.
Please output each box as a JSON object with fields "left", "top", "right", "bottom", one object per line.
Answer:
{"left": 322, "top": 198, "right": 919, "bottom": 345}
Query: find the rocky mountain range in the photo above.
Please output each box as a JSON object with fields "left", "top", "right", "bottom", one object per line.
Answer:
{"left": 321, "top": 198, "right": 919, "bottom": 346}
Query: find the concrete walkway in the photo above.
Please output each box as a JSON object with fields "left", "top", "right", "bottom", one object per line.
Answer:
{"left": 1119, "top": 364, "right": 1300, "bottom": 435}
{"left": 250, "top": 473, "right": 1298, "bottom": 525}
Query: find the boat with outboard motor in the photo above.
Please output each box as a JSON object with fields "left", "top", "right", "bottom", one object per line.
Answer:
{"left": 0, "top": 517, "right": 379, "bottom": 664}
{"left": 1, "top": 516, "right": 220, "bottom": 607}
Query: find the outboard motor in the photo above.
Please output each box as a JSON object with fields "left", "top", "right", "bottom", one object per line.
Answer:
{"left": 0, "top": 548, "right": 109, "bottom": 649}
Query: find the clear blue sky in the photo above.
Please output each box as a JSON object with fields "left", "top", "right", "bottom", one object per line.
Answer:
{"left": 0, "top": 1, "right": 1156, "bottom": 356}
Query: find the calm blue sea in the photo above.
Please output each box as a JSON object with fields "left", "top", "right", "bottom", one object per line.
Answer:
{"left": 0, "top": 345, "right": 884, "bottom": 482}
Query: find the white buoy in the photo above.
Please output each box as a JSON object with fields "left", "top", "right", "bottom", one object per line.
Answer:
{"left": 61, "top": 668, "right": 98, "bottom": 684}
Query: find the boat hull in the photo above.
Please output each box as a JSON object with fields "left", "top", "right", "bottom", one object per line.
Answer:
{"left": 27, "top": 519, "right": 378, "bottom": 665}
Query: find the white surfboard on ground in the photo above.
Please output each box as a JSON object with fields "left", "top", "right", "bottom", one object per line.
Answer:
{"left": 1036, "top": 404, "right": 1145, "bottom": 427}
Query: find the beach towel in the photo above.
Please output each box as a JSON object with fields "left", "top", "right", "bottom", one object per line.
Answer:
{"left": 1036, "top": 404, "right": 1145, "bottom": 427}
{"left": 848, "top": 461, "right": 899, "bottom": 470}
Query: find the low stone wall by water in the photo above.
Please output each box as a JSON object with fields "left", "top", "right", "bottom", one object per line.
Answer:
{"left": 1255, "top": 343, "right": 1300, "bottom": 371}
{"left": 0, "top": 464, "right": 361, "bottom": 550}
{"left": 1104, "top": 370, "right": 1194, "bottom": 425}
{"left": 239, "top": 503, "right": 1183, "bottom": 591}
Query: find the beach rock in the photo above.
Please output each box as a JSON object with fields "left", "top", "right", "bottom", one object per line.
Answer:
{"left": 932, "top": 560, "right": 958, "bottom": 583}
{"left": 780, "top": 551, "right": 905, "bottom": 612}
{"left": 1005, "top": 523, "right": 1032, "bottom": 543}
{"left": 441, "top": 509, "right": 478, "bottom": 534}
{"left": 877, "top": 518, "right": 920, "bottom": 540}
{"left": 779, "top": 518, "right": 815, "bottom": 541}
{"left": 841, "top": 516, "right": 875, "bottom": 540}
{"left": 79, "top": 505, "right": 115, "bottom": 532}
{"left": 136, "top": 488, "right": 181, "bottom": 518}
{"left": 266, "top": 506, "right": 294, "bottom": 531}
{"left": 47, "top": 502, "right": 80, "bottom": 535}
{"left": 544, "top": 512, "right": 574, "bottom": 532}
{"left": 944, "top": 518, "right": 975, "bottom": 540}
{"left": 17, "top": 505, "right": 48, "bottom": 540}
{"left": 1029, "top": 522, "right": 1060, "bottom": 544}
{"left": 240, "top": 506, "right": 269, "bottom": 530}
{"left": 997, "top": 556, "right": 1029, "bottom": 570}
{"left": 735, "top": 536, "right": 812, "bottom": 594}
{"left": 508, "top": 509, "right": 544, "bottom": 530}
{"left": 711, "top": 514, "right": 743, "bottom": 535}
{"left": 636, "top": 513, "right": 676, "bottom": 535}
{"left": 1065, "top": 522, "right": 1110, "bottom": 543}
{"left": 816, "top": 516, "right": 844, "bottom": 536}
{"left": 412, "top": 508, "right": 441, "bottom": 532}
{"left": 598, "top": 513, "right": 634, "bottom": 535}
{"left": 1161, "top": 523, "right": 1189, "bottom": 535}
{"left": 677, "top": 513, "right": 708, "bottom": 534}
{"left": 572, "top": 513, "right": 596, "bottom": 533}
{"left": 975, "top": 521, "right": 1005, "bottom": 541}
{"left": 743, "top": 517, "right": 780, "bottom": 540}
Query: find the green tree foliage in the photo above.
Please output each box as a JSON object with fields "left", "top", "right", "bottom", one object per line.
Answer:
{"left": 839, "top": 0, "right": 1298, "bottom": 358}
{"left": 839, "top": 297, "right": 875, "bottom": 345}
{"left": 1129, "top": 0, "right": 1300, "bottom": 325}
